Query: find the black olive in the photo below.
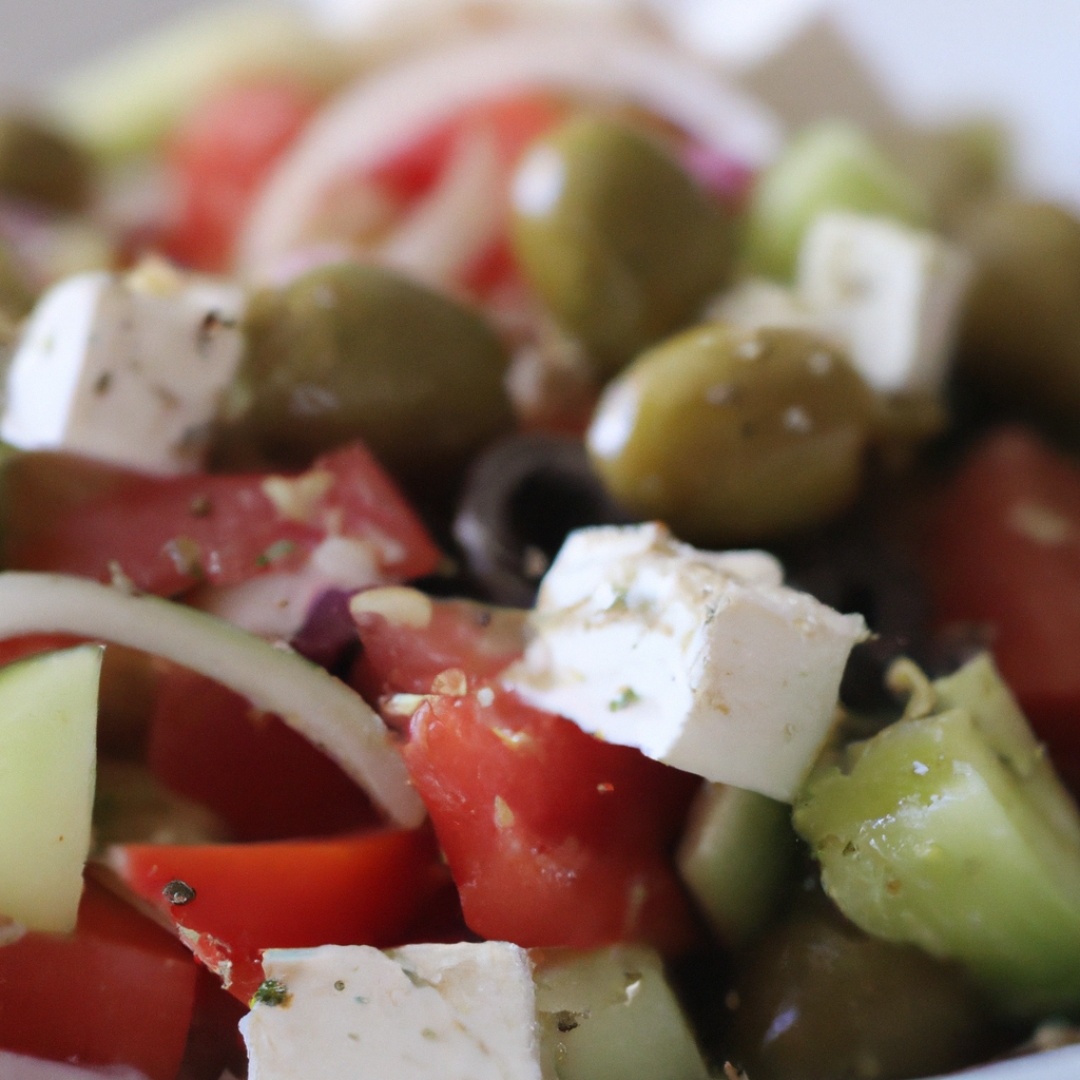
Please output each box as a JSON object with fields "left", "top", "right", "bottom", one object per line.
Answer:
{"left": 779, "top": 499, "right": 930, "bottom": 715}
{"left": 724, "top": 893, "right": 1003, "bottom": 1080}
{"left": 453, "top": 433, "right": 633, "bottom": 607}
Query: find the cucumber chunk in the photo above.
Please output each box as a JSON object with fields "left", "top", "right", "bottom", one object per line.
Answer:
{"left": 743, "top": 120, "right": 929, "bottom": 281}
{"left": 676, "top": 783, "right": 796, "bottom": 950}
{"left": 0, "top": 645, "right": 101, "bottom": 933}
{"left": 533, "top": 945, "right": 709, "bottom": 1080}
{"left": 48, "top": 3, "right": 350, "bottom": 160}
{"left": 93, "top": 759, "right": 229, "bottom": 849}
{"left": 0, "top": 572, "right": 423, "bottom": 827}
{"left": 793, "top": 654, "right": 1080, "bottom": 1019}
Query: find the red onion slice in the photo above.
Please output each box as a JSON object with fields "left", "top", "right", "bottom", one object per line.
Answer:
{"left": 237, "top": 22, "right": 781, "bottom": 273}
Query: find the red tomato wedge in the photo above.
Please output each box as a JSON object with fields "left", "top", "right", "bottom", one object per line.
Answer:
{"left": 0, "top": 876, "right": 198, "bottom": 1080}
{"left": 927, "top": 425, "right": 1080, "bottom": 792}
{"left": 351, "top": 597, "right": 527, "bottom": 704}
{"left": 183, "top": 965, "right": 250, "bottom": 1080}
{"left": 2, "top": 441, "right": 440, "bottom": 597}
{"left": 368, "top": 91, "right": 567, "bottom": 207}
{"left": 110, "top": 825, "right": 456, "bottom": 1004}
{"left": 401, "top": 689, "right": 701, "bottom": 953}
{"left": 309, "top": 91, "right": 567, "bottom": 301}
{"left": 353, "top": 597, "right": 701, "bottom": 953}
{"left": 0, "top": 633, "right": 81, "bottom": 668}
{"left": 162, "top": 81, "right": 321, "bottom": 272}
{"left": 147, "top": 661, "right": 380, "bottom": 841}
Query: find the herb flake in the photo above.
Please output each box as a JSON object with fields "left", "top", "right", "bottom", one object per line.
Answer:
{"left": 252, "top": 978, "right": 292, "bottom": 1008}
{"left": 609, "top": 687, "right": 641, "bottom": 712}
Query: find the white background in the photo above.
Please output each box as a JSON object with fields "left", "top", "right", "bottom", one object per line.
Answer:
{"left": 0, "top": 0, "right": 1078, "bottom": 208}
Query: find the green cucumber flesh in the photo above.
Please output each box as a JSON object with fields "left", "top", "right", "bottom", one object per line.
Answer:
{"left": 0, "top": 645, "right": 101, "bottom": 933}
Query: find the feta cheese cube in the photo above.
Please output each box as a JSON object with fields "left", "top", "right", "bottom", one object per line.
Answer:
{"left": 1, "top": 262, "right": 244, "bottom": 473}
{"left": 710, "top": 213, "right": 970, "bottom": 402}
{"left": 243, "top": 939, "right": 710, "bottom": 1080}
{"left": 242, "top": 942, "right": 542, "bottom": 1080}
{"left": 798, "top": 210, "right": 971, "bottom": 395}
{"left": 503, "top": 523, "right": 866, "bottom": 802}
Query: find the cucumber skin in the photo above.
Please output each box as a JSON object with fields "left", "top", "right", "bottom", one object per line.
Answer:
{"left": 794, "top": 708, "right": 1080, "bottom": 1020}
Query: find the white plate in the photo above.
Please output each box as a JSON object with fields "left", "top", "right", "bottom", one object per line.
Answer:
{"left": 1, "top": 0, "right": 1078, "bottom": 211}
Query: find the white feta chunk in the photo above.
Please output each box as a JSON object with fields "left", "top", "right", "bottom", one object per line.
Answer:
{"left": 503, "top": 523, "right": 866, "bottom": 802}
{"left": 242, "top": 942, "right": 542, "bottom": 1080}
{"left": 243, "top": 939, "right": 709, "bottom": 1080}
{"left": 797, "top": 210, "right": 971, "bottom": 395}
{"left": 1, "top": 261, "right": 244, "bottom": 473}
{"left": 710, "top": 213, "right": 970, "bottom": 402}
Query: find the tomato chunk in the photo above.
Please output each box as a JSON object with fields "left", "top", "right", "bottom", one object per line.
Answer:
{"left": 0, "top": 876, "right": 198, "bottom": 1080}
{"left": 368, "top": 91, "right": 568, "bottom": 206}
{"left": 3, "top": 441, "right": 440, "bottom": 596}
{"left": 927, "top": 426, "right": 1080, "bottom": 792}
{"left": 183, "top": 965, "right": 249, "bottom": 1080}
{"left": 147, "top": 661, "right": 380, "bottom": 841}
{"left": 161, "top": 80, "right": 320, "bottom": 272}
{"left": 0, "top": 634, "right": 81, "bottom": 668}
{"left": 111, "top": 825, "right": 455, "bottom": 1004}
{"left": 353, "top": 598, "right": 701, "bottom": 953}
{"left": 351, "top": 597, "right": 527, "bottom": 704}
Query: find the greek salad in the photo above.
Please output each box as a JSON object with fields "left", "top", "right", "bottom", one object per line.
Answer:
{"left": 0, "top": 2, "right": 1077, "bottom": 1079}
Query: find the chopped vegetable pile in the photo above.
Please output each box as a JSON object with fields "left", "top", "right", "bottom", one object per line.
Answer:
{"left": 0, "top": 2, "right": 1077, "bottom": 1079}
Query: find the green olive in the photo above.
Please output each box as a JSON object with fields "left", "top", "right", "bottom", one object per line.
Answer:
{"left": 0, "top": 237, "right": 33, "bottom": 321}
{"left": 956, "top": 197, "right": 1080, "bottom": 423}
{"left": 0, "top": 115, "right": 94, "bottom": 213}
{"left": 586, "top": 324, "right": 876, "bottom": 546}
{"left": 218, "top": 262, "right": 512, "bottom": 479}
{"left": 726, "top": 895, "right": 999, "bottom": 1080}
{"left": 510, "top": 116, "right": 732, "bottom": 379}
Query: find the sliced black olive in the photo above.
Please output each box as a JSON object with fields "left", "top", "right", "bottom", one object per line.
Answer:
{"left": 453, "top": 433, "right": 632, "bottom": 607}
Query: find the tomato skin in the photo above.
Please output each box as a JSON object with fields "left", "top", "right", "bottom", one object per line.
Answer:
{"left": 315, "top": 92, "right": 567, "bottom": 301}
{"left": 3, "top": 441, "right": 440, "bottom": 597}
{"left": 147, "top": 661, "right": 380, "bottom": 841}
{"left": 353, "top": 599, "right": 701, "bottom": 953}
{"left": 0, "top": 634, "right": 81, "bottom": 667}
{"left": 161, "top": 81, "right": 319, "bottom": 272}
{"left": 112, "top": 825, "right": 456, "bottom": 1004}
{"left": 404, "top": 690, "right": 700, "bottom": 952}
{"left": 368, "top": 92, "right": 567, "bottom": 206}
{"left": 351, "top": 598, "right": 527, "bottom": 705}
{"left": 182, "top": 965, "right": 249, "bottom": 1080}
{"left": 0, "top": 877, "right": 198, "bottom": 1080}
{"left": 927, "top": 426, "right": 1080, "bottom": 791}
